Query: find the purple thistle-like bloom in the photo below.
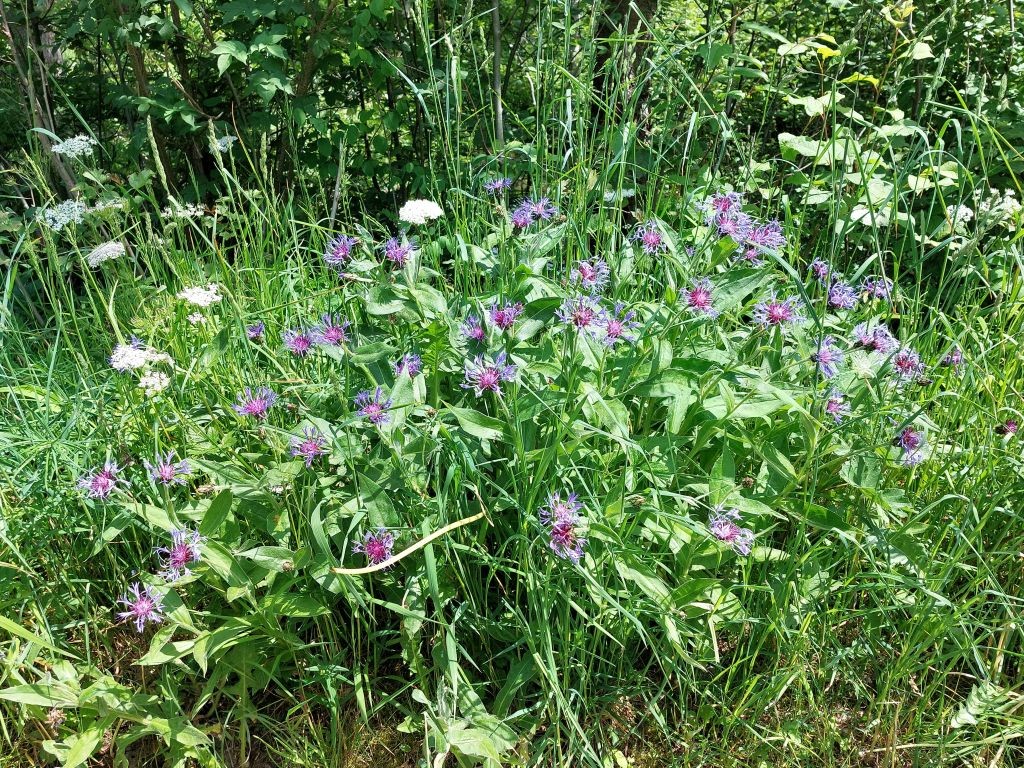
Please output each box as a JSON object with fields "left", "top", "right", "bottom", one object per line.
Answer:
{"left": 716, "top": 210, "right": 754, "bottom": 242}
{"left": 246, "top": 322, "right": 265, "bottom": 342}
{"left": 556, "top": 295, "right": 604, "bottom": 336}
{"left": 708, "top": 508, "right": 755, "bottom": 556}
{"left": 291, "top": 426, "right": 328, "bottom": 467}
{"left": 353, "top": 527, "right": 395, "bottom": 566}
{"left": 632, "top": 220, "right": 667, "bottom": 255}
{"left": 324, "top": 235, "right": 358, "bottom": 267}
{"left": 539, "top": 491, "right": 583, "bottom": 524}
{"left": 394, "top": 353, "right": 423, "bottom": 377}
{"left": 685, "top": 278, "right": 718, "bottom": 317}
{"left": 483, "top": 177, "right": 513, "bottom": 194}
{"left": 862, "top": 276, "right": 894, "bottom": 301}
{"left": 825, "top": 390, "right": 851, "bottom": 423}
{"left": 809, "top": 259, "right": 831, "bottom": 284}
{"left": 143, "top": 451, "right": 191, "bottom": 486}
{"left": 382, "top": 237, "right": 416, "bottom": 267}
{"left": 997, "top": 419, "right": 1019, "bottom": 436}
{"left": 600, "top": 303, "right": 640, "bottom": 347}
{"left": 233, "top": 386, "right": 278, "bottom": 420}
{"left": 700, "top": 192, "right": 744, "bottom": 225}
{"left": 752, "top": 293, "right": 804, "bottom": 330}
{"left": 312, "top": 313, "right": 350, "bottom": 346}
{"left": 489, "top": 301, "right": 523, "bottom": 331}
{"left": 117, "top": 583, "right": 164, "bottom": 633}
{"left": 941, "top": 347, "right": 963, "bottom": 372}
{"left": 539, "top": 492, "right": 586, "bottom": 563}
{"left": 743, "top": 220, "right": 785, "bottom": 261}
{"left": 283, "top": 328, "right": 314, "bottom": 357}
{"left": 460, "top": 314, "right": 486, "bottom": 343}
{"left": 510, "top": 203, "right": 534, "bottom": 229}
{"left": 894, "top": 427, "right": 926, "bottom": 466}
{"left": 811, "top": 336, "right": 845, "bottom": 379}
{"left": 354, "top": 386, "right": 392, "bottom": 425}
{"left": 827, "top": 281, "right": 859, "bottom": 310}
{"left": 155, "top": 528, "right": 204, "bottom": 581}
{"left": 852, "top": 322, "right": 898, "bottom": 354}
{"left": 570, "top": 258, "right": 611, "bottom": 292}
{"left": 890, "top": 347, "right": 924, "bottom": 382}
{"left": 463, "top": 352, "right": 517, "bottom": 397}
{"left": 529, "top": 197, "right": 558, "bottom": 220}
{"left": 77, "top": 461, "right": 126, "bottom": 500}
{"left": 735, "top": 246, "right": 766, "bottom": 267}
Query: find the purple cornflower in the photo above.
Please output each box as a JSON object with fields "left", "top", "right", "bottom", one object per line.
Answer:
{"left": 890, "top": 347, "right": 924, "bottom": 382}
{"left": 489, "top": 301, "right": 523, "bottom": 332}
{"left": 600, "top": 303, "right": 640, "bottom": 346}
{"left": 117, "top": 583, "right": 164, "bottom": 632}
{"left": 743, "top": 220, "right": 785, "bottom": 261}
{"left": 556, "top": 295, "right": 604, "bottom": 336}
{"left": 539, "top": 492, "right": 586, "bottom": 563}
{"left": 825, "top": 390, "right": 851, "bottom": 424}
{"left": 700, "top": 192, "right": 744, "bottom": 226}
{"left": 752, "top": 293, "right": 804, "bottom": 329}
{"left": 942, "top": 347, "right": 963, "bottom": 372}
{"left": 894, "top": 427, "right": 926, "bottom": 466}
{"left": 997, "top": 419, "right": 1019, "bottom": 436}
{"left": 463, "top": 352, "right": 517, "bottom": 397}
{"left": 382, "top": 237, "right": 416, "bottom": 267}
{"left": 233, "top": 386, "right": 278, "bottom": 420}
{"left": 460, "top": 314, "right": 486, "bottom": 342}
{"left": 77, "top": 461, "right": 126, "bottom": 500}
{"left": 143, "top": 451, "right": 191, "bottom": 486}
{"left": 324, "top": 235, "right": 358, "bottom": 267}
{"left": 685, "top": 278, "right": 718, "bottom": 317}
{"left": 827, "top": 281, "right": 859, "bottom": 310}
{"left": 716, "top": 210, "right": 754, "bottom": 242}
{"left": 246, "top": 322, "right": 265, "bottom": 342}
{"left": 708, "top": 508, "right": 755, "bottom": 556}
{"left": 394, "top": 353, "right": 423, "bottom": 377}
{"left": 570, "top": 258, "right": 611, "bottom": 292}
{"left": 852, "top": 323, "right": 898, "bottom": 354}
{"left": 283, "top": 328, "right": 314, "bottom": 357}
{"left": 155, "top": 528, "right": 204, "bottom": 581}
{"left": 483, "top": 177, "right": 512, "bottom": 194}
{"left": 862, "top": 276, "right": 893, "bottom": 301}
{"left": 632, "top": 220, "right": 667, "bottom": 255}
{"left": 809, "top": 259, "right": 831, "bottom": 283}
{"left": 539, "top": 491, "right": 583, "bottom": 524}
{"left": 353, "top": 528, "right": 395, "bottom": 566}
{"left": 312, "top": 313, "right": 350, "bottom": 346}
{"left": 354, "top": 386, "right": 392, "bottom": 425}
{"left": 291, "top": 426, "right": 328, "bottom": 467}
{"left": 529, "top": 197, "right": 558, "bottom": 220}
{"left": 735, "top": 246, "right": 766, "bottom": 267}
{"left": 811, "top": 336, "right": 845, "bottom": 379}
{"left": 510, "top": 202, "right": 534, "bottom": 229}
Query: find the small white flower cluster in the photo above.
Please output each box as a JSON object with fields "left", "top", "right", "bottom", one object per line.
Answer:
{"left": 41, "top": 200, "right": 89, "bottom": 231}
{"left": 187, "top": 312, "right": 207, "bottom": 325}
{"left": 91, "top": 198, "right": 126, "bottom": 213}
{"left": 603, "top": 188, "right": 636, "bottom": 204}
{"left": 86, "top": 241, "right": 126, "bottom": 267}
{"left": 162, "top": 202, "right": 207, "bottom": 220}
{"left": 177, "top": 283, "right": 222, "bottom": 307}
{"left": 398, "top": 199, "right": 444, "bottom": 225}
{"left": 138, "top": 370, "right": 171, "bottom": 396}
{"left": 946, "top": 204, "right": 974, "bottom": 226}
{"left": 51, "top": 135, "right": 98, "bottom": 159}
{"left": 977, "top": 189, "right": 1021, "bottom": 229}
{"left": 110, "top": 342, "right": 172, "bottom": 372}
{"left": 216, "top": 135, "right": 237, "bottom": 153}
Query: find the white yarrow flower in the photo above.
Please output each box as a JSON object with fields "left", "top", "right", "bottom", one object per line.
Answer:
{"left": 398, "top": 199, "right": 444, "bottom": 225}
{"left": 86, "top": 241, "right": 126, "bottom": 267}
{"left": 138, "top": 371, "right": 171, "bottom": 396}
{"left": 109, "top": 341, "right": 172, "bottom": 372}
{"left": 162, "top": 201, "right": 207, "bottom": 220}
{"left": 177, "top": 284, "right": 222, "bottom": 307}
{"left": 187, "top": 312, "right": 206, "bottom": 325}
{"left": 51, "top": 135, "right": 98, "bottom": 159}
{"left": 946, "top": 204, "right": 973, "bottom": 226}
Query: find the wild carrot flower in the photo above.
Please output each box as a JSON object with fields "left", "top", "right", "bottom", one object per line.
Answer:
{"left": 460, "top": 314, "right": 486, "bottom": 342}
{"left": 685, "top": 278, "right": 718, "bottom": 317}
{"left": 809, "top": 258, "right": 831, "bottom": 283}
{"left": 77, "top": 461, "right": 126, "bottom": 499}
{"left": 233, "top": 386, "right": 278, "bottom": 420}
{"left": 556, "top": 295, "right": 604, "bottom": 336}
{"left": 353, "top": 528, "right": 395, "bottom": 566}
{"left": 138, "top": 371, "right": 171, "bottom": 396}
{"left": 324, "top": 235, "right": 357, "bottom": 267}
{"left": 890, "top": 347, "right": 924, "bottom": 382}
{"left": 463, "top": 352, "right": 517, "bottom": 397}
{"left": 86, "top": 241, "right": 125, "bottom": 267}
{"left": 394, "top": 353, "right": 422, "bottom": 376}
{"left": 312, "top": 314, "right": 350, "bottom": 346}
{"left": 382, "top": 237, "right": 416, "bottom": 267}
{"left": 570, "top": 258, "right": 610, "bottom": 292}
{"left": 155, "top": 528, "right": 204, "bottom": 581}
{"left": 398, "top": 199, "right": 443, "bottom": 225}
{"left": 283, "top": 328, "right": 314, "bottom": 357}
{"left": 600, "top": 303, "right": 640, "bottom": 346}
{"left": 109, "top": 339, "right": 170, "bottom": 372}
{"left": 291, "top": 427, "right": 328, "bottom": 467}
{"left": 177, "top": 284, "right": 222, "bottom": 307}
{"left": 51, "top": 134, "right": 98, "bottom": 158}
{"left": 632, "top": 220, "right": 667, "bottom": 254}
{"left": 489, "top": 301, "right": 523, "bottom": 332}
{"left": 187, "top": 312, "right": 206, "bottom": 326}
{"left": 118, "top": 583, "right": 164, "bottom": 632}
{"left": 862, "top": 276, "right": 893, "bottom": 301}
{"left": 539, "top": 492, "right": 586, "bottom": 563}
{"left": 355, "top": 386, "right": 392, "bottom": 425}
{"left": 483, "top": 177, "right": 512, "bottom": 194}
{"left": 708, "top": 508, "right": 755, "bottom": 556}
{"left": 825, "top": 390, "right": 851, "bottom": 423}
{"left": 894, "top": 427, "right": 926, "bottom": 466}
{"left": 811, "top": 336, "right": 845, "bottom": 379}
{"left": 827, "top": 281, "right": 859, "bottom": 310}
{"left": 143, "top": 451, "right": 191, "bottom": 485}
{"left": 246, "top": 322, "right": 265, "bottom": 342}
{"left": 752, "top": 293, "right": 803, "bottom": 329}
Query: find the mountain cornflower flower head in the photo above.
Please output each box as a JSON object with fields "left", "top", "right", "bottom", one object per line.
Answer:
{"left": 825, "top": 390, "right": 851, "bottom": 423}
{"left": 570, "top": 258, "right": 611, "bottom": 292}
{"left": 861, "top": 276, "right": 894, "bottom": 301}
{"left": 86, "top": 241, "right": 125, "bottom": 267}
{"left": 233, "top": 386, "right": 278, "bottom": 420}
{"left": 138, "top": 370, "right": 170, "bottom": 396}
{"left": 355, "top": 386, "right": 392, "bottom": 425}
{"left": 539, "top": 492, "right": 586, "bottom": 563}
{"left": 489, "top": 301, "right": 523, "bottom": 332}
{"left": 394, "top": 353, "right": 422, "bottom": 377}
{"left": 735, "top": 246, "right": 766, "bottom": 267}
{"left": 996, "top": 419, "right": 1019, "bottom": 437}
{"left": 155, "top": 528, "right": 204, "bottom": 581}
{"left": 463, "top": 352, "right": 517, "bottom": 397}
{"left": 399, "top": 199, "right": 444, "bottom": 225}
{"left": 291, "top": 427, "right": 328, "bottom": 467}
{"left": 632, "top": 220, "right": 667, "bottom": 254}
{"left": 811, "top": 336, "right": 845, "bottom": 379}
{"left": 890, "top": 347, "right": 924, "bottom": 382}
{"left": 483, "top": 177, "right": 512, "bottom": 194}
{"left": 51, "top": 134, "right": 98, "bottom": 158}
{"left": 528, "top": 197, "right": 558, "bottom": 220}
{"left": 708, "top": 508, "right": 755, "bottom": 556}
{"left": 539, "top": 492, "right": 583, "bottom": 525}
{"left": 143, "top": 451, "right": 191, "bottom": 486}
{"left": 353, "top": 528, "right": 396, "bottom": 566}
{"left": 852, "top": 322, "right": 897, "bottom": 354}
{"left": 324, "top": 235, "right": 358, "bottom": 267}
{"left": 557, "top": 295, "right": 604, "bottom": 336}
{"left": 510, "top": 202, "right": 535, "bottom": 229}
{"left": 809, "top": 258, "right": 831, "bottom": 284}
{"left": 460, "top": 314, "right": 486, "bottom": 343}
{"left": 685, "top": 278, "right": 718, "bottom": 317}
{"left": 894, "top": 427, "right": 926, "bottom": 466}
{"left": 601, "top": 303, "right": 640, "bottom": 346}
{"left": 312, "top": 314, "right": 350, "bottom": 346}
{"left": 177, "top": 284, "right": 222, "bottom": 307}
{"left": 381, "top": 236, "right": 417, "bottom": 267}
{"left": 246, "top": 322, "right": 265, "bottom": 342}
{"left": 700, "top": 191, "right": 744, "bottom": 225}
{"left": 941, "top": 346, "right": 963, "bottom": 372}
{"left": 282, "top": 328, "right": 314, "bottom": 357}
{"left": 715, "top": 210, "right": 754, "bottom": 242}
{"left": 827, "top": 281, "right": 859, "bottom": 310}
{"left": 752, "top": 293, "right": 804, "bottom": 330}
{"left": 117, "top": 583, "right": 164, "bottom": 633}
{"left": 743, "top": 220, "right": 785, "bottom": 260}
{"left": 77, "top": 461, "right": 126, "bottom": 500}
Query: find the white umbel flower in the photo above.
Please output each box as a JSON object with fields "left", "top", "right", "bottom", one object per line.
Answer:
{"left": 946, "top": 204, "right": 973, "bottom": 226}
{"left": 51, "top": 135, "right": 98, "bottom": 159}
{"left": 398, "top": 199, "right": 444, "bottom": 225}
{"left": 41, "top": 200, "right": 88, "bottom": 231}
{"left": 109, "top": 341, "right": 172, "bottom": 372}
{"left": 177, "top": 284, "right": 222, "bottom": 307}
{"left": 86, "top": 241, "right": 126, "bottom": 267}
{"left": 215, "top": 135, "right": 237, "bottom": 153}
{"left": 138, "top": 370, "right": 171, "bottom": 396}
{"left": 187, "top": 312, "right": 206, "bottom": 325}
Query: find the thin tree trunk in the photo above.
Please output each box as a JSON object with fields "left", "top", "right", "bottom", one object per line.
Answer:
{"left": 491, "top": 0, "right": 504, "bottom": 149}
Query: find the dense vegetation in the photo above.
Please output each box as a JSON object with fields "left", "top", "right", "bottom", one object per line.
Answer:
{"left": 1, "top": 0, "right": 1023, "bottom": 766}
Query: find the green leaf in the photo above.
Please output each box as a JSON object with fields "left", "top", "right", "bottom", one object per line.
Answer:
{"left": 200, "top": 489, "right": 233, "bottom": 537}
{"left": 0, "top": 682, "right": 79, "bottom": 707}
{"left": 0, "top": 614, "right": 75, "bottom": 657}
{"left": 446, "top": 405, "right": 506, "bottom": 442}
{"left": 261, "top": 592, "right": 328, "bottom": 618}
